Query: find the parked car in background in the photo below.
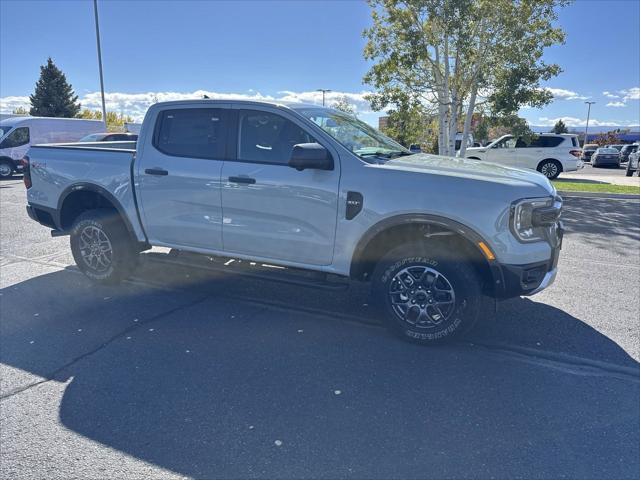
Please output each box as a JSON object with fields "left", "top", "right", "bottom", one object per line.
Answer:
{"left": 454, "top": 132, "right": 474, "bottom": 152}
{"left": 24, "top": 99, "right": 564, "bottom": 345}
{"left": 608, "top": 144, "right": 624, "bottom": 152}
{"left": 581, "top": 143, "right": 598, "bottom": 162}
{"left": 0, "top": 117, "right": 103, "bottom": 178}
{"left": 78, "top": 132, "right": 138, "bottom": 143}
{"left": 464, "top": 133, "right": 582, "bottom": 179}
{"left": 408, "top": 144, "right": 422, "bottom": 154}
{"left": 591, "top": 147, "right": 621, "bottom": 168}
{"left": 626, "top": 150, "right": 640, "bottom": 176}
{"left": 620, "top": 144, "right": 638, "bottom": 163}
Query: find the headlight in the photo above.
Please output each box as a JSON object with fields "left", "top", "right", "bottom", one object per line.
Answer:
{"left": 510, "top": 197, "right": 560, "bottom": 243}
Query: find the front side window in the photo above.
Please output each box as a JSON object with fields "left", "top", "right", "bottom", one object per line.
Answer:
{"left": 493, "top": 136, "right": 516, "bottom": 148}
{"left": 238, "top": 110, "right": 315, "bottom": 165}
{"left": 155, "top": 108, "right": 227, "bottom": 159}
{"left": 0, "top": 127, "right": 29, "bottom": 149}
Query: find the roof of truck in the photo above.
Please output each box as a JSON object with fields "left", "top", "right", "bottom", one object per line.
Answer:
{"left": 149, "top": 99, "right": 331, "bottom": 111}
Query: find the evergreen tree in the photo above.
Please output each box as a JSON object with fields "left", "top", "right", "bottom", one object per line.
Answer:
{"left": 551, "top": 119, "right": 568, "bottom": 134}
{"left": 29, "top": 58, "right": 81, "bottom": 117}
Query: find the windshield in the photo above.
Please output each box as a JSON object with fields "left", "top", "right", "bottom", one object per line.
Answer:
{"left": 79, "top": 133, "right": 106, "bottom": 142}
{"left": 598, "top": 148, "right": 618, "bottom": 154}
{"left": 0, "top": 127, "right": 10, "bottom": 138}
{"left": 296, "top": 108, "right": 409, "bottom": 160}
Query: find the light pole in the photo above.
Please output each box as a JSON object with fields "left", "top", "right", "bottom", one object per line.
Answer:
{"left": 93, "top": 0, "right": 108, "bottom": 130}
{"left": 584, "top": 101, "right": 595, "bottom": 146}
{"left": 317, "top": 89, "right": 331, "bottom": 106}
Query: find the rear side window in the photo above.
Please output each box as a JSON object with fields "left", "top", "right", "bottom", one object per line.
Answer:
{"left": 155, "top": 108, "right": 227, "bottom": 159}
{"left": 571, "top": 137, "right": 578, "bottom": 147}
{"left": 0, "top": 127, "right": 29, "bottom": 149}
{"left": 237, "top": 110, "right": 315, "bottom": 165}
{"left": 530, "top": 136, "right": 563, "bottom": 148}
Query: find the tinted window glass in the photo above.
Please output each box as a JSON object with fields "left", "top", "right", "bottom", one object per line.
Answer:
{"left": 238, "top": 110, "right": 315, "bottom": 165}
{"left": 0, "top": 127, "right": 29, "bottom": 148}
{"left": 155, "top": 108, "right": 227, "bottom": 159}
{"left": 541, "top": 136, "right": 563, "bottom": 147}
{"left": 111, "top": 134, "right": 134, "bottom": 141}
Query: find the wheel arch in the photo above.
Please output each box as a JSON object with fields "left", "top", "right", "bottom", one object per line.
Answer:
{"left": 57, "top": 183, "right": 138, "bottom": 240}
{"left": 349, "top": 214, "right": 504, "bottom": 296}
{"left": 537, "top": 158, "right": 563, "bottom": 172}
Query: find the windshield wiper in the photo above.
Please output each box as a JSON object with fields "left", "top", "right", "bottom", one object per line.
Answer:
{"left": 358, "top": 150, "right": 412, "bottom": 159}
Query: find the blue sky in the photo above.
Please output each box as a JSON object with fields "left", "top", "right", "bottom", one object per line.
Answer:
{"left": 1, "top": 0, "right": 639, "bottom": 130}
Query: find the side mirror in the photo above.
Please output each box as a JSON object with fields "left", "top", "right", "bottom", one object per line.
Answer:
{"left": 289, "top": 143, "right": 333, "bottom": 171}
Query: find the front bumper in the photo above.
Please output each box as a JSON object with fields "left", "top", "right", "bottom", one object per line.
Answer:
{"left": 495, "top": 222, "right": 563, "bottom": 298}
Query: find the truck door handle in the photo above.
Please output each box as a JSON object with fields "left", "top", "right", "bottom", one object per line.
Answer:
{"left": 228, "top": 176, "right": 256, "bottom": 184}
{"left": 145, "top": 168, "right": 168, "bottom": 176}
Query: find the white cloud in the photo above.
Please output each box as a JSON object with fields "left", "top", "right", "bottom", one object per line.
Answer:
{"left": 0, "top": 89, "right": 375, "bottom": 121}
{"left": 603, "top": 91, "right": 620, "bottom": 99}
{"left": 0, "top": 95, "right": 30, "bottom": 112}
{"left": 537, "top": 116, "right": 621, "bottom": 127}
{"left": 621, "top": 87, "right": 640, "bottom": 102}
{"left": 606, "top": 101, "right": 626, "bottom": 107}
{"left": 544, "top": 87, "right": 588, "bottom": 101}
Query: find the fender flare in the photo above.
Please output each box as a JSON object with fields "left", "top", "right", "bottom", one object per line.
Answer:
{"left": 57, "top": 182, "right": 140, "bottom": 240}
{"left": 350, "top": 213, "right": 504, "bottom": 295}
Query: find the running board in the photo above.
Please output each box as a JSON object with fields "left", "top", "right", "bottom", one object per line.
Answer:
{"left": 142, "top": 250, "right": 351, "bottom": 291}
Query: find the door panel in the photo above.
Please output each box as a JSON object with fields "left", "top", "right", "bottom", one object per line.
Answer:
{"left": 136, "top": 106, "right": 230, "bottom": 250}
{"left": 220, "top": 108, "right": 340, "bottom": 266}
{"left": 487, "top": 136, "right": 518, "bottom": 167}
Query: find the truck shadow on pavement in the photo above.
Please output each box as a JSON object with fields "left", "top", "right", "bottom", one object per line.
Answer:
{"left": 1, "top": 265, "right": 639, "bottom": 478}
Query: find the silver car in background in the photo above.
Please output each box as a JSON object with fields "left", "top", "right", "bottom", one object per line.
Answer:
{"left": 591, "top": 147, "right": 620, "bottom": 168}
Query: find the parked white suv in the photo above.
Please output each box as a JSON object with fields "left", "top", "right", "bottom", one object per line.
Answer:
{"left": 464, "top": 133, "right": 583, "bottom": 179}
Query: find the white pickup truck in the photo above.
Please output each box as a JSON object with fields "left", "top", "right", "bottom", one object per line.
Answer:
{"left": 24, "top": 99, "right": 563, "bottom": 344}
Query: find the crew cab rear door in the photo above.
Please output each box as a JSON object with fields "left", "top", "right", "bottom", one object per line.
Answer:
{"left": 135, "top": 105, "right": 230, "bottom": 250}
{"left": 220, "top": 106, "right": 340, "bottom": 266}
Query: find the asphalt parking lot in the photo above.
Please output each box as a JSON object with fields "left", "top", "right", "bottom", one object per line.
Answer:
{"left": 1, "top": 178, "right": 639, "bottom": 479}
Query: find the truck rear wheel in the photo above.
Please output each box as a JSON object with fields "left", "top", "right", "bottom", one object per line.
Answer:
{"left": 372, "top": 243, "right": 482, "bottom": 345}
{"left": 70, "top": 209, "right": 138, "bottom": 285}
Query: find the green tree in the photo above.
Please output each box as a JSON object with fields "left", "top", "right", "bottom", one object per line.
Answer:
{"left": 381, "top": 97, "right": 430, "bottom": 147}
{"left": 363, "top": 0, "right": 568, "bottom": 157}
{"left": 551, "top": 119, "right": 568, "bottom": 134}
{"left": 331, "top": 96, "right": 356, "bottom": 114}
{"left": 29, "top": 58, "right": 81, "bottom": 117}
{"left": 76, "top": 109, "right": 134, "bottom": 131}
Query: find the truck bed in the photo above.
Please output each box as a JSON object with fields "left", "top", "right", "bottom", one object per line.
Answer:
{"left": 26, "top": 141, "right": 145, "bottom": 240}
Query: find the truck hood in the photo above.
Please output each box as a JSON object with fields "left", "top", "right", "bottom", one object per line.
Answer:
{"left": 381, "top": 153, "right": 555, "bottom": 194}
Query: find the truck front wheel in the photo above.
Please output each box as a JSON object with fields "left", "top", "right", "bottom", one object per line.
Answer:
{"left": 0, "top": 160, "right": 14, "bottom": 179}
{"left": 372, "top": 243, "right": 482, "bottom": 345}
{"left": 70, "top": 209, "right": 138, "bottom": 285}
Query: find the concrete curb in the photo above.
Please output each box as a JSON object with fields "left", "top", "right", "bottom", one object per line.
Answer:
{"left": 558, "top": 190, "right": 640, "bottom": 200}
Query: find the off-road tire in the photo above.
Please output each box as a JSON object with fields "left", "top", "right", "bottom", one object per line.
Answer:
{"left": 70, "top": 209, "right": 138, "bottom": 285}
{"left": 372, "top": 242, "right": 483, "bottom": 345}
